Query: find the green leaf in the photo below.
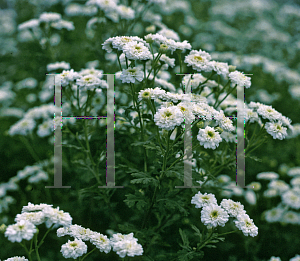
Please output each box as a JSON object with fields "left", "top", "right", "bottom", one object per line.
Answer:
{"left": 179, "top": 228, "right": 190, "bottom": 247}
{"left": 124, "top": 192, "right": 147, "bottom": 210}
{"left": 191, "top": 224, "right": 202, "bottom": 242}
{"left": 205, "top": 244, "right": 217, "bottom": 248}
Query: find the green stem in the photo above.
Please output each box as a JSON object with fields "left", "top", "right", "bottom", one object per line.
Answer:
{"left": 34, "top": 233, "right": 41, "bottom": 261}
{"left": 217, "top": 230, "right": 238, "bottom": 237}
{"left": 81, "top": 247, "right": 97, "bottom": 261}
{"left": 19, "top": 241, "right": 33, "bottom": 261}
{"left": 37, "top": 223, "right": 55, "bottom": 249}
{"left": 19, "top": 136, "right": 40, "bottom": 162}
{"left": 214, "top": 84, "right": 237, "bottom": 109}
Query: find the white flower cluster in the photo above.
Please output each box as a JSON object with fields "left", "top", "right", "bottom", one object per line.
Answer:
{"left": 191, "top": 192, "right": 258, "bottom": 237}
{"left": 57, "top": 225, "right": 143, "bottom": 258}
{"left": 4, "top": 257, "right": 29, "bottom": 261}
{"left": 4, "top": 202, "right": 72, "bottom": 243}
{"left": 245, "top": 101, "right": 293, "bottom": 140}
{"left": 260, "top": 167, "right": 300, "bottom": 225}
{"left": 18, "top": 12, "right": 74, "bottom": 31}
{"left": 268, "top": 254, "right": 300, "bottom": 261}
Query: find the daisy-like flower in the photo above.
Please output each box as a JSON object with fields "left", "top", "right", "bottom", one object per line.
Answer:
{"left": 43, "top": 206, "right": 72, "bottom": 228}
{"left": 120, "top": 67, "right": 143, "bottom": 83}
{"left": 111, "top": 36, "right": 146, "bottom": 51}
{"left": 228, "top": 70, "right": 251, "bottom": 89}
{"left": 156, "top": 53, "right": 175, "bottom": 68}
{"left": 37, "top": 120, "right": 52, "bottom": 137}
{"left": 201, "top": 204, "right": 229, "bottom": 228}
{"left": 191, "top": 192, "right": 218, "bottom": 208}
{"left": 39, "top": 12, "right": 62, "bottom": 23}
{"left": 210, "top": 61, "right": 229, "bottom": 77}
{"left": 15, "top": 211, "right": 45, "bottom": 226}
{"left": 281, "top": 211, "right": 300, "bottom": 225}
{"left": 4, "top": 257, "right": 29, "bottom": 261}
{"left": 122, "top": 41, "right": 152, "bottom": 60}
{"left": 8, "top": 118, "right": 36, "bottom": 136}
{"left": 155, "top": 78, "right": 176, "bottom": 92}
{"left": 256, "top": 172, "right": 279, "bottom": 180}
{"left": 152, "top": 87, "right": 166, "bottom": 99}
{"left": 220, "top": 199, "right": 246, "bottom": 217}
{"left": 90, "top": 232, "right": 112, "bottom": 253}
{"left": 281, "top": 189, "right": 300, "bottom": 210}
{"left": 176, "top": 102, "right": 195, "bottom": 122}
{"left": 157, "top": 28, "right": 180, "bottom": 41}
{"left": 154, "top": 106, "right": 185, "bottom": 130}
{"left": 184, "top": 50, "right": 213, "bottom": 72}
{"left": 265, "top": 121, "right": 288, "bottom": 140}
{"left": 234, "top": 213, "right": 258, "bottom": 237}
{"left": 263, "top": 207, "right": 285, "bottom": 223}
{"left": 138, "top": 88, "right": 153, "bottom": 101}
{"left": 22, "top": 202, "right": 53, "bottom": 213}
{"left": 263, "top": 188, "right": 279, "bottom": 198}
{"left": 60, "top": 69, "right": 80, "bottom": 87}
{"left": 50, "top": 20, "right": 75, "bottom": 31}
{"left": 5, "top": 220, "right": 37, "bottom": 243}
{"left": 61, "top": 238, "right": 88, "bottom": 259}
{"left": 291, "top": 177, "right": 300, "bottom": 187}
{"left": 116, "top": 5, "right": 135, "bottom": 20}
{"left": 110, "top": 233, "right": 143, "bottom": 258}
{"left": 244, "top": 108, "right": 259, "bottom": 123}
{"left": 47, "top": 62, "right": 71, "bottom": 72}
{"left": 287, "top": 167, "right": 300, "bottom": 177}
{"left": 18, "top": 19, "right": 39, "bottom": 31}
{"left": 76, "top": 74, "right": 103, "bottom": 91}
{"left": 256, "top": 104, "right": 282, "bottom": 121}
{"left": 215, "top": 110, "right": 235, "bottom": 132}
{"left": 197, "top": 126, "right": 222, "bottom": 149}
{"left": 268, "top": 180, "right": 290, "bottom": 194}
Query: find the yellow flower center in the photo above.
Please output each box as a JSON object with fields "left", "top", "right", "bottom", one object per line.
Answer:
{"left": 211, "top": 210, "right": 219, "bottom": 218}
{"left": 163, "top": 111, "right": 172, "bottom": 117}
{"left": 207, "top": 131, "right": 214, "bottom": 138}
{"left": 194, "top": 55, "right": 203, "bottom": 62}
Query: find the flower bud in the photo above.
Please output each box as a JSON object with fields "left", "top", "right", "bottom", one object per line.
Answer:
{"left": 145, "top": 25, "right": 156, "bottom": 33}
{"left": 159, "top": 44, "right": 168, "bottom": 54}
{"left": 229, "top": 65, "right": 236, "bottom": 72}
{"left": 0, "top": 224, "right": 7, "bottom": 233}
{"left": 215, "top": 127, "right": 223, "bottom": 134}
{"left": 196, "top": 121, "right": 205, "bottom": 129}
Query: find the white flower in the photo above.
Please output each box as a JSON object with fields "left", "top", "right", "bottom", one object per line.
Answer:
{"left": 265, "top": 122, "right": 288, "bottom": 140}
{"left": 110, "top": 36, "right": 146, "bottom": 51}
{"left": 290, "top": 254, "right": 300, "bottom": 261}
{"left": 269, "top": 257, "right": 281, "bottom": 261}
{"left": 256, "top": 104, "right": 282, "bottom": 121}
{"left": 90, "top": 232, "right": 112, "bottom": 253}
{"left": 120, "top": 67, "right": 143, "bottom": 83}
{"left": 5, "top": 220, "right": 37, "bottom": 243}
{"left": 176, "top": 102, "right": 195, "bottom": 122}
{"left": 110, "top": 233, "right": 143, "bottom": 258}
{"left": 217, "top": 175, "right": 231, "bottom": 184}
{"left": 60, "top": 69, "right": 80, "bottom": 86}
{"left": 47, "top": 61, "right": 70, "bottom": 72}
{"left": 116, "top": 5, "right": 135, "bottom": 20}
{"left": 4, "top": 257, "right": 29, "bottom": 261}
{"left": 244, "top": 108, "right": 259, "bottom": 123}
{"left": 268, "top": 180, "right": 290, "bottom": 194}
{"left": 191, "top": 192, "right": 218, "bottom": 209}
{"left": 220, "top": 199, "right": 246, "bottom": 217}
{"left": 76, "top": 74, "right": 103, "bottom": 90}
{"left": 154, "top": 78, "right": 175, "bottom": 92}
{"left": 61, "top": 239, "right": 87, "bottom": 259}
{"left": 281, "top": 189, "right": 300, "bottom": 209}
{"left": 234, "top": 213, "right": 258, "bottom": 237}
{"left": 51, "top": 20, "right": 75, "bottom": 31}
{"left": 43, "top": 206, "right": 72, "bottom": 228}
{"left": 28, "top": 171, "right": 48, "bottom": 183}
{"left": 288, "top": 167, "right": 300, "bottom": 177}
{"left": 197, "top": 126, "right": 222, "bottom": 149}
{"left": 263, "top": 188, "right": 279, "bottom": 198}
{"left": 201, "top": 204, "right": 229, "bottom": 228}
{"left": 18, "top": 19, "right": 39, "bottom": 30}
{"left": 210, "top": 61, "right": 229, "bottom": 77}
{"left": 154, "top": 106, "right": 185, "bottom": 130}
{"left": 138, "top": 88, "right": 153, "bottom": 101}
{"left": 291, "top": 176, "right": 300, "bottom": 187}
{"left": 256, "top": 172, "right": 279, "bottom": 180}
{"left": 87, "top": 0, "right": 118, "bottom": 13}
{"left": 263, "top": 207, "right": 284, "bottom": 223}
{"left": 22, "top": 202, "right": 53, "bottom": 213}
{"left": 39, "top": 12, "right": 61, "bottom": 23}
{"left": 157, "top": 28, "right": 180, "bottom": 41}
{"left": 228, "top": 71, "right": 251, "bottom": 89}
{"left": 215, "top": 110, "right": 235, "bottom": 132}
{"left": 158, "top": 53, "right": 175, "bottom": 67}
{"left": 184, "top": 50, "right": 213, "bottom": 72}
{"left": 15, "top": 212, "right": 45, "bottom": 226}
{"left": 244, "top": 189, "right": 257, "bottom": 205}
{"left": 123, "top": 41, "right": 152, "bottom": 60}
{"left": 8, "top": 118, "right": 36, "bottom": 136}
{"left": 282, "top": 211, "right": 300, "bottom": 225}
